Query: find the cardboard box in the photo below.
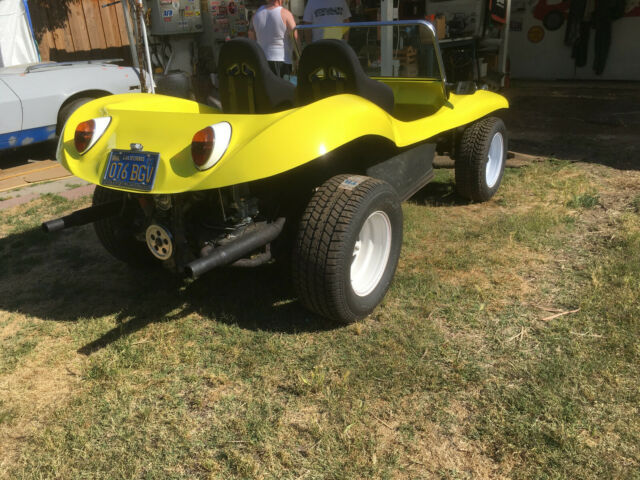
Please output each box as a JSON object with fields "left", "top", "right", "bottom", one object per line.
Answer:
{"left": 425, "top": 14, "right": 446, "bottom": 39}
{"left": 434, "top": 15, "right": 446, "bottom": 39}
{"left": 401, "top": 64, "right": 419, "bottom": 77}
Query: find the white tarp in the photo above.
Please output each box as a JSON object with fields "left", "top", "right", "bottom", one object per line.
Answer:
{"left": 0, "top": 0, "right": 39, "bottom": 67}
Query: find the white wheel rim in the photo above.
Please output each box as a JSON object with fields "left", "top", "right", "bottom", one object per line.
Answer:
{"left": 145, "top": 224, "right": 173, "bottom": 260}
{"left": 486, "top": 132, "right": 504, "bottom": 189}
{"left": 350, "top": 211, "right": 392, "bottom": 297}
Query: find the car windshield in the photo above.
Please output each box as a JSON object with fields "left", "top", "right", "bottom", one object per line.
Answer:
{"left": 294, "top": 21, "right": 444, "bottom": 81}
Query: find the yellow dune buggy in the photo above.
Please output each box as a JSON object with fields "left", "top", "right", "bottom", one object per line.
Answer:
{"left": 44, "top": 21, "right": 509, "bottom": 323}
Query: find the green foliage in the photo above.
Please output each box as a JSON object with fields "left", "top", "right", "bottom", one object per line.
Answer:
{"left": 566, "top": 192, "right": 600, "bottom": 209}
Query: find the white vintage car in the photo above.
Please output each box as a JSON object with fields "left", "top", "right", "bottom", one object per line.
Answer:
{"left": 0, "top": 60, "right": 141, "bottom": 151}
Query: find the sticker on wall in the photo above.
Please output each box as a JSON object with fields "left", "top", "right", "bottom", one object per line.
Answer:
{"left": 527, "top": 25, "right": 545, "bottom": 43}
{"left": 216, "top": 17, "right": 230, "bottom": 33}
{"left": 232, "top": 19, "right": 248, "bottom": 32}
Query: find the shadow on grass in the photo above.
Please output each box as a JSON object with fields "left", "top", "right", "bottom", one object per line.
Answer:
{"left": 410, "top": 179, "right": 470, "bottom": 207}
{"left": 0, "top": 178, "right": 472, "bottom": 354}
{"left": 0, "top": 226, "right": 340, "bottom": 355}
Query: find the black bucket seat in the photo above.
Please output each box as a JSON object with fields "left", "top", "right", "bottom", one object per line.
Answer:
{"left": 218, "top": 38, "right": 296, "bottom": 114}
{"left": 296, "top": 39, "right": 394, "bottom": 114}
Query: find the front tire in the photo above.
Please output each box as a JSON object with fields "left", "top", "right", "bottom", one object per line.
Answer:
{"left": 455, "top": 117, "right": 507, "bottom": 202}
{"left": 292, "top": 175, "right": 403, "bottom": 323}
{"left": 92, "top": 186, "right": 157, "bottom": 268}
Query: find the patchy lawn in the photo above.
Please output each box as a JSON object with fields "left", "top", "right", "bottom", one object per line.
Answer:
{"left": 0, "top": 159, "right": 638, "bottom": 479}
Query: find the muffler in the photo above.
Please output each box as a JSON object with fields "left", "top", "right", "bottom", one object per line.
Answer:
{"left": 185, "top": 218, "right": 285, "bottom": 278}
{"left": 42, "top": 201, "right": 121, "bottom": 233}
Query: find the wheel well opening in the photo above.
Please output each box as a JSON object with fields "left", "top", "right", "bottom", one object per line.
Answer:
{"left": 56, "top": 90, "right": 111, "bottom": 133}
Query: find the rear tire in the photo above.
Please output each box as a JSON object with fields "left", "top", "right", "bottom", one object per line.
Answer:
{"left": 292, "top": 175, "right": 403, "bottom": 323}
{"left": 455, "top": 117, "right": 507, "bottom": 202}
{"left": 92, "top": 186, "right": 156, "bottom": 268}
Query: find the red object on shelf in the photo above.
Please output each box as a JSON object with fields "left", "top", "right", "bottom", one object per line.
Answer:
{"left": 532, "top": 0, "right": 570, "bottom": 22}
{"left": 489, "top": 0, "right": 508, "bottom": 24}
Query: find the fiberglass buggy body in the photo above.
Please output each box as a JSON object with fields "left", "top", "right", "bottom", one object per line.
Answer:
{"left": 46, "top": 21, "right": 509, "bottom": 324}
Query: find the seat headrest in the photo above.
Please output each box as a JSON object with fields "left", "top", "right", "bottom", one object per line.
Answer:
{"left": 296, "top": 39, "right": 395, "bottom": 114}
{"left": 218, "top": 38, "right": 296, "bottom": 114}
{"left": 298, "top": 39, "right": 360, "bottom": 90}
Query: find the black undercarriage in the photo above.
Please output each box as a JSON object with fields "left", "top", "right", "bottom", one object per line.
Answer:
{"left": 43, "top": 136, "right": 437, "bottom": 278}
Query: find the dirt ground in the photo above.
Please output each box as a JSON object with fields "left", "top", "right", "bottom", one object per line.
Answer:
{"left": 500, "top": 80, "right": 640, "bottom": 169}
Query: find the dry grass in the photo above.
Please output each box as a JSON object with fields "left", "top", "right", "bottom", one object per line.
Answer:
{"left": 0, "top": 335, "right": 84, "bottom": 471}
{"left": 0, "top": 160, "right": 639, "bottom": 479}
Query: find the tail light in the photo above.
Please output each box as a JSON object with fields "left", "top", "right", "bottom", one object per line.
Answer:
{"left": 191, "top": 122, "right": 232, "bottom": 170}
{"left": 74, "top": 117, "right": 111, "bottom": 154}
{"left": 192, "top": 127, "right": 215, "bottom": 168}
{"left": 74, "top": 120, "right": 94, "bottom": 153}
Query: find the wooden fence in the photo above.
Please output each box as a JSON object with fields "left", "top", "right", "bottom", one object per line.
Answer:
{"left": 27, "top": 0, "right": 132, "bottom": 64}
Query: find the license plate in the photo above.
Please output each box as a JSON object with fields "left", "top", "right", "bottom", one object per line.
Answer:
{"left": 102, "top": 149, "right": 159, "bottom": 192}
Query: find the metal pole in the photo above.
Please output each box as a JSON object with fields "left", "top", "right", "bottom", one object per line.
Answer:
{"left": 135, "top": 0, "right": 155, "bottom": 93}
{"left": 499, "top": 0, "right": 512, "bottom": 87}
{"left": 120, "top": 0, "right": 139, "bottom": 69}
{"left": 380, "top": 0, "right": 393, "bottom": 76}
